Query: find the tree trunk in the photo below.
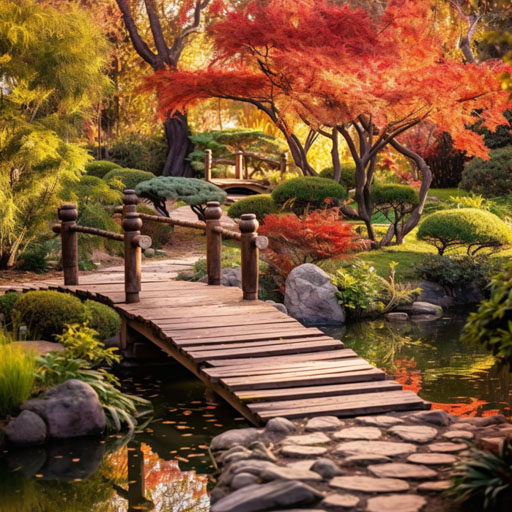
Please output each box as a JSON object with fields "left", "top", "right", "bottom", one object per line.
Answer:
{"left": 162, "top": 113, "right": 194, "bottom": 177}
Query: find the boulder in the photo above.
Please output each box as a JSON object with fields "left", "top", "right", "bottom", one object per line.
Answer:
{"left": 21, "top": 379, "right": 105, "bottom": 439}
{"left": 5, "top": 410, "right": 47, "bottom": 446}
{"left": 284, "top": 264, "right": 344, "bottom": 325}
{"left": 211, "top": 428, "right": 260, "bottom": 451}
{"left": 200, "top": 268, "right": 242, "bottom": 288}
{"left": 418, "top": 281, "right": 454, "bottom": 308}
{"left": 398, "top": 301, "right": 443, "bottom": 316}
{"left": 265, "top": 300, "right": 288, "bottom": 315}
{"left": 265, "top": 417, "right": 296, "bottom": 434}
{"left": 454, "top": 282, "right": 485, "bottom": 305}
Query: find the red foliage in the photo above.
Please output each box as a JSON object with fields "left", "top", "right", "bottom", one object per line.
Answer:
{"left": 258, "top": 208, "right": 358, "bottom": 285}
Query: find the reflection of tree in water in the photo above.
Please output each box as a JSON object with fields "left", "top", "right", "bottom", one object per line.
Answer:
{"left": 108, "top": 441, "right": 209, "bottom": 512}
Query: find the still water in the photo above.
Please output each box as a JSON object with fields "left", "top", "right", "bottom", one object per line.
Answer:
{"left": 1, "top": 312, "right": 511, "bottom": 510}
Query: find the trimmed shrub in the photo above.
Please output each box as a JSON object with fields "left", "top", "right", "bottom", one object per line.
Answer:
{"left": 459, "top": 146, "right": 512, "bottom": 197}
{"left": 227, "top": 194, "right": 279, "bottom": 221}
{"left": 84, "top": 300, "right": 121, "bottom": 341}
{"left": 137, "top": 204, "right": 173, "bottom": 248}
{"left": 0, "top": 292, "right": 21, "bottom": 326}
{"left": 417, "top": 208, "right": 512, "bottom": 255}
{"left": 85, "top": 160, "right": 121, "bottom": 179}
{"left": 12, "top": 291, "right": 87, "bottom": 340}
{"left": 103, "top": 168, "right": 155, "bottom": 190}
{"left": 372, "top": 184, "right": 419, "bottom": 207}
{"left": 319, "top": 164, "right": 357, "bottom": 189}
{"left": 271, "top": 176, "right": 346, "bottom": 214}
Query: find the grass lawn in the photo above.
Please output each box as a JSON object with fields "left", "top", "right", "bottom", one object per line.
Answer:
{"left": 428, "top": 188, "right": 470, "bottom": 201}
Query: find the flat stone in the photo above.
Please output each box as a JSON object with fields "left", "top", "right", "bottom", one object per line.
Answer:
{"left": 261, "top": 466, "right": 323, "bottom": 482}
{"left": 462, "top": 415, "right": 506, "bottom": 427}
{"left": 480, "top": 437, "right": 505, "bottom": 448}
{"left": 418, "top": 480, "right": 453, "bottom": 492}
{"left": 283, "top": 432, "right": 331, "bottom": 445}
{"left": 4, "top": 410, "right": 47, "bottom": 447}
{"left": 305, "top": 416, "right": 343, "bottom": 432}
{"left": 366, "top": 494, "right": 426, "bottom": 512}
{"left": 389, "top": 425, "right": 438, "bottom": 443}
{"left": 356, "top": 415, "right": 404, "bottom": 427}
{"left": 334, "top": 426, "right": 382, "bottom": 440}
{"left": 210, "top": 480, "right": 323, "bottom": 512}
{"left": 281, "top": 445, "right": 328, "bottom": 457}
{"left": 442, "top": 430, "right": 474, "bottom": 440}
{"left": 449, "top": 422, "right": 478, "bottom": 430}
{"left": 368, "top": 462, "right": 437, "bottom": 479}
{"left": 321, "top": 493, "right": 360, "bottom": 509}
{"left": 231, "top": 472, "right": 259, "bottom": 490}
{"left": 330, "top": 475, "right": 409, "bottom": 493}
{"left": 344, "top": 454, "right": 391, "bottom": 466}
{"left": 285, "top": 460, "right": 315, "bottom": 471}
{"left": 220, "top": 447, "right": 252, "bottom": 465}
{"left": 211, "top": 428, "right": 260, "bottom": 450}
{"left": 428, "top": 442, "right": 466, "bottom": 453}
{"left": 411, "top": 410, "right": 451, "bottom": 426}
{"left": 335, "top": 441, "right": 417, "bottom": 457}
{"left": 407, "top": 453, "right": 457, "bottom": 465}
{"left": 311, "top": 458, "right": 344, "bottom": 478}
{"left": 265, "top": 417, "right": 296, "bottom": 434}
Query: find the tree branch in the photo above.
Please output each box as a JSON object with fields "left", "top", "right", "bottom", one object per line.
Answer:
{"left": 144, "top": 0, "right": 171, "bottom": 66}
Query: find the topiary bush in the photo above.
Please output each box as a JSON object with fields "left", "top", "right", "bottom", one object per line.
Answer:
{"left": 319, "top": 164, "right": 357, "bottom": 189}
{"left": 135, "top": 176, "right": 227, "bottom": 220}
{"left": 271, "top": 176, "right": 346, "bottom": 215}
{"left": 137, "top": 204, "right": 173, "bottom": 248}
{"left": 459, "top": 146, "right": 512, "bottom": 197}
{"left": 103, "top": 168, "right": 155, "bottom": 190}
{"left": 0, "top": 292, "right": 21, "bottom": 326}
{"left": 417, "top": 208, "right": 512, "bottom": 255}
{"left": 85, "top": 160, "right": 121, "bottom": 179}
{"left": 227, "top": 194, "right": 279, "bottom": 222}
{"left": 84, "top": 300, "right": 121, "bottom": 341}
{"left": 12, "top": 291, "right": 87, "bottom": 340}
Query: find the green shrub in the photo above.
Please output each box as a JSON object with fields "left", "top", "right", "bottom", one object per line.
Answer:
{"left": 372, "top": 184, "right": 419, "bottom": 207}
{"left": 0, "top": 343, "right": 36, "bottom": 416}
{"left": 84, "top": 301, "right": 121, "bottom": 340}
{"left": 272, "top": 176, "right": 346, "bottom": 214}
{"left": 417, "top": 208, "right": 512, "bottom": 255}
{"left": 227, "top": 194, "right": 279, "bottom": 221}
{"left": 17, "top": 244, "right": 50, "bottom": 273}
{"left": 85, "top": 160, "right": 121, "bottom": 179}
{"left": 137, "top": 204, "right": 173, "bottom": 249}
{"left": 103, "top": 168, "right": 155, "bottom": 190}
{"left": 459, "top": 146, "right": 512, "bottom": 197}
{"left": 0, "top": 292, "right": 21, "bottom": 326}
{"left": 12, "top": 291, "right": 87, "bottom": 340}
{"left": 319, "top": 164, "right": 357, "bottom": 189}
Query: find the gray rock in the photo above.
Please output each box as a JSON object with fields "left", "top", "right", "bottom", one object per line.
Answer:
{"left": 355, "top": 415, "right": 404, "bottom": 427}
{"left": 229, "top": 459, "right": 278, "bottom": 476}
{"left": 449, "top": 422, "right": 478, "bottom": 431}
{"left": 5, "top": 410, "right": 47, "bottom": 446}
{"left": 285, "top": 460, "right": 315, "bottom": 471}
{"left": 330, "top": 475, "right": 410, "bottom": 493}
{"left": 261, "top": 466, "right": 323, "bottom": 482}
{"left": 281, "top": 445, "right": 328, "bottom": 457}
{"left": 368, "top": 462, "right": 437, "bottom": 479}
{"left": 21, "top": 380, "right": 105, "bottom": 439}
{"left": 335, "top": 440, "right": 417, "bottom": 457}
{"left": 305, "top": 416, "right": 343, "bottom": 432}
{"left": 385, "top": 312, "right": 409, "bottom": 322}
{"left": 454, "top": 282, "right": 484, "bottom": 305}
{"left": 211, "top": 428, "right": 259, "bottom": 451}
{"left": 210, "top": 487, "right": 227, "bottom": 504}
{"left": 265, "top": 417, "right": 296, "bottom": 434}
{"left": 418, "top": 281, "right": 454, "bottom": 308}
{"left": 210, "top": 480, "right": 323, "bottom": 512}
{"left": 398, "top": 301, "right": 443, "bottom": 316}
{"left": 143, "top": 248, "right": 155, "bottom": 257}
{"left": 219, "top": 445, "right": 250, "bottom": 462}
{"left": 221, "top": 447, "right": 252, "bottom": 465}
{"left": 311, "top": 458, "right": 344, "bottom": 478}
{"left": 344, "top": 454, "right": 391, "bottom": 466}
{"left": 321, "top": 493, "right": 360, "bottom": 509}
{"left": 249, "top": 445, "right": 278, "bottom": 462}
{"left": 231, "top": 472, "right": 259, "bottom": 490}
{"left": 333, "top": 426, "right": 382, "bottom": 440}
{"left": 389, "top": 425, "right": 438, "bottom": 444}
{"left": 265, "top": 300, "right": 288, "bottom": 314}
{"left": 411, "top": 410, "right": 451, "bottom": 426}
{"left": 407, "top": 453, "right": 457, "bottom": 465}
{"left": 366, "top": 494, "right": 426, "bottom": 512}
{"left": 283, "top": 432, "right": 331, "bottom": 445}
{"left": 284, "top": 264, "right": 344, "bottom": 325}
{"left": 200, "top": 267, "right": 242, "bottom": 288}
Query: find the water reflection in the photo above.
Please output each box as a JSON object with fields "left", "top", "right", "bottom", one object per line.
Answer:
{"left": 324, "top": 313, "right": 512, "bottom": 419}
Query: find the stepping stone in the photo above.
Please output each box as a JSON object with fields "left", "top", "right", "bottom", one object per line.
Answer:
{"left": 389, "top": 425, "right": 438, "bottom": 443}
{"left": 229, "top": 460, "right": 277, "bottom": 476}
{"left": 418, "top": 480, "right": 453, "bottom": 492}
{"left": 329, "top": 475, "right": 409, "bottom": 493}
{"left": 283, "top": 432, "right": 331, "bottom": 445}
{"left": 344, "top": 454, "right": 391, "bottom": 466}
{"left": 411, "top": 410, "right": 451, "bottom": 426}
{"left": 285, "top": 460, "right": 316, "bottom": 471}
{"left": 407, "top": 453, "right": 457, "bottom": 465}
{"left": 335, "top": 441, "right": 417, "bottom": 457}
{"left": 321, "top": 493, "right": 360, "bottom": 509}
{"left": 428, "top": 442, "right": 466, "bottom": 453}
{"left": 368, "top": 462, "right": 437, "bottom": 479}
{"left": 281, "top": 445, "right": 328, "bottom": 457}
{"left": 305, "top": 416, "right": 343, "bottom": 432}
{"left": 356, "top": 415, "right": 404, "bottom": 427}
{"left": 211, "top": 428, "right": 260, "bottom": 450}
{"left": 231, "top": 472, "right": 259, "bottom": 490}
{"left": 442, "top": 430, "right": 474, "bottom": 440}
{"left": 366, "top": 494, "right": 426, "bottom": 512}
{"left": 333, "top": 427, "right": 382, "bottom": 440}
{"left": 449, "top": 422, "right": 478, "bottom": 431}
{"left": 261, "top": 466, "right": 323, "bottom": 482}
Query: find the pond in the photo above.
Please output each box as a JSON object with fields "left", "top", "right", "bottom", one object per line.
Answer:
{"left": 1, "top": 311, "right": 511, "bottom": 510}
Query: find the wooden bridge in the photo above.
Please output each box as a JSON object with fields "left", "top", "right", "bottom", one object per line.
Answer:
{"left": 2, "top": 191, "right": 430, "bottom": 425}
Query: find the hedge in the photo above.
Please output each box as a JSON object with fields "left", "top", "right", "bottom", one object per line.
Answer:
{"left": 371, "top": 184, "right": 419, "bottom": 206}
{"left": 103, "top": 168, "right": 155, "bottom": 190}
{"left": 85, "top": 160, "right": 121, "bottom": 179}
{"left": 227, "top": 194, "right": 279, "bottom": 222}
{"left": 319, "top": 164, "right": 357, "bottom": 189}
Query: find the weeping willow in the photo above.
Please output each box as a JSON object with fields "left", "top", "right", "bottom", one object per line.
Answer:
{"left": 0, "top": 0, "right": 110, "bottom": 267}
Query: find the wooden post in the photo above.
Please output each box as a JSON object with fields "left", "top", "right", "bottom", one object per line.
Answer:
{"left": 235, "top": 151, "right": 243, "bottom": 180}
{"left": 123, "top": 211, "right": 143, "bottom": 303}
{"left": 205, "top": 149, "right": 212, "bottom": 181}
{"left": 123, "top": 188, "right": 138, "bottom": 216}
{"left": 280, "top": 152, "right": 288, "bottom": 175}
{"left": 58, "top": 204, "right": 79, "bottom": 286}
{"left": 240, "top": 214, "right": 259, "bottom": 300}
{"left": 205, "top": 201, "right": 223, "bottom": 285}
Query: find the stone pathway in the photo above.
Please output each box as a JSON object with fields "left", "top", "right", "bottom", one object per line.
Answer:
{"left": 209, "top": 410, "right": 511, "bottom": 512}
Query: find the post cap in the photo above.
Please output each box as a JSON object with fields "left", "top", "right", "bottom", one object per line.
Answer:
{"left": 205, "top": 202, "right": 223, "bottom": 220}
{"left": 58, "top": 204, "right": 77, "bottom": 222}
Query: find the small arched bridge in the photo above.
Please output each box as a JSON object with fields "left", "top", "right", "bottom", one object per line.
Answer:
{"left": 2, "top": 191, "right": 430, "bottom": 425}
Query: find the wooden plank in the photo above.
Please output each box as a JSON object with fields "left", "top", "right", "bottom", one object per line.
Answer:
{"left": 221, "top": 367, "right": 385, "bottom": 390}
{"left": 155, "top": 314, "right": 296, "bottom": 329}
{"left": 236, "top": 380, "right": 403, "bottom": 402}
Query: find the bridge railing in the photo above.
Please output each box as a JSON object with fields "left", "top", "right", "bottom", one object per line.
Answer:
{"left": 54, "top": 189, "right": 267, "bottom": 303}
